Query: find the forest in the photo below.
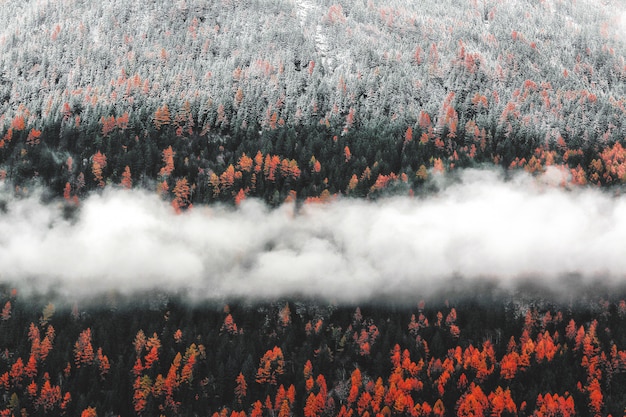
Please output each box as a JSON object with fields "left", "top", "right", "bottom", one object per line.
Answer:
{"left": 1, "top": 286, "right": 626, "bottom": 416}
{"left": 1, "top": 0, "right": 626, "bottom": 415}
{"left": 0, "top": 0, "right": 625, "bottom": 206}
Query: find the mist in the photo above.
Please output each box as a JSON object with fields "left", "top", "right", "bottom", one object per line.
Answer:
{"left": 1, "top": 168, "right": 625, "bottom": 303}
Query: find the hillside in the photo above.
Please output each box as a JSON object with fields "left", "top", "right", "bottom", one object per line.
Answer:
{"left": 0, "top": 0, "right": 625, "bottom": 204}
{"left": 1, "top": 287, "right": 626, "bottom": 416}
{"left": 3, "top": 1, "right": 626, "bottom": 416}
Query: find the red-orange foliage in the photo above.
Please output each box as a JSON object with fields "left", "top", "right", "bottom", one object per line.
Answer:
{"left": 277, "top": 398, "right": 291, "bottom": 417}
{"left": 238, "top": 153, "right": 253, "bottom": 172}
{"left": 133, "top": 330, "right": 147, "bottom": 354}
{"left": 60, "top": 391, "right": 72, "bottom": 411}
{"left": 63, "top": 182, "right": 72, "bottom": 201}
{"left": 500, "top": 352, "right": 520, "bottom": 380}
{"left": 97, "top": 347, "right": 110, "bottom": 379}
{"left": 280, "top": 159, "right": 301, "bottom": 179}
{"left": 133, "top": 376, "right": 150, "bottom": 415}
{"left": 80, "top": 407, "right": 97, "bottom": 417}
{"left": 38, "top": 378, "right": 62, "bottom": 411}
{"left": 100, "top": 116, "right": 117, "bottom": 136}
{"left": 234, "top": 373, "right": 247, "bottom": 404}
{"left": 343, "top": 107, "right": 355, "bottom": 133}
{"left": 253, "top": 151, "right": 264, "bottom": 173}
{"left": 162, "top": 353, "right": 181, "bottom": 409}
{"left": 449, "top": 324, "right": 461, "bottom": 339}
{"left": 433, "top": 398, "right": 445, "bottom": 416}
{"left": 234, "top": 188, "right": 247, "bottom": 205}
{"left": 326, "top": 4, "right": 346, "bottom": 23}
{"left": 433, "top": 158, "right": 444, "bottom": 173}
{"left": 304, "top": 392, "right": 322, "bottom": 417}
{"left": 11, "top": 115, "right": 25, "bottom": 131}
{"left": 27, "top": 380, "right": 38, "bottom": 398}
{"left": 256, "top": 346, "right": 285, "bottom": 385}
{"left": 418, "top": 111, "right": 431, "bottom": 131}
{"left": 574, "top": 325, "right": 586, "bottom": 351}
{"left": 250, "top": 400, "right": 263, "bottom": 417}
{"left": 303, "top": 360, "right": 313, "bottom": 382}
{"left": 587, "top": 378, "right": 603, "bottom": 415}
{"left": 144, "top": 345, "right": 159, "bottom": 370}
{"left": 26, "top": 128, "right": 42, "bottom": 146}
{"left": 209, "top": 173, "right": 220, "bottom": 195}
{"left": 370, "top": 173, "right": 396, "bottom": 192}
{"left": 279, "top": 303, "right": 291, "bottom": 327}
{"left": 1, "top": 301, "right": 10, "bottom": 321}
{"left": 403, "top": 127, "right": 413, "bottom": 144}
{"left": 356, "top": 391, "right": 372, "bottom": 416}
{"left": 588, "top": 159, "right": 603, "bottom": 184}
{"left": 154, "top": 105, "right": 171, "bottom": 129}
{"left": 74, "top": 328, "right": 95, "bottom": 368}
{"left": 347, "top": 368, "right": 362, "bottom": 404}
{"left": 92, "top": 151, "right": 107, "bottom": 187}
{"left": 312, "top": 159, "right": 321, "bottom": 174}
{"left": 535, "top": 331, "right": 558, "bottom": 362}
{"left": 117, "top": 112, "right": 129, "bottom": 130}
{"left": 565, "top": 319, "right": 577, "bottom": 341}
{"left": 409, "top": 313, "right": 429, "bottom": 336}
{"left": 25, "top": 354, "right": 37, "bottom": 379}
{"left": 274, "top": 384, "right": 287, "bottom": 410}
{"left": 533, "top": 393, "right": 575, "bottom": 417}
{"left": 488, "top": 386, "right": 517, "bottom": 417}
{"left": 28, "top": 323, "right": 40, "bottom": 356}
{"left": 159, "top": 146, "right": 175, "bottom": 177}
{"left": 2, "top": 127, "right": 13, "bottom": 143}
{"left": 221, "top": 314, "right": 240, "bottom": 335}
{"left": 220, "top": 165, "right": 236, "bottom": 189}
{"left": 570, "top": 165, "right": 587, "bottom": 185}
{"left": 583, "top": 321, "right": 599, "bottom": 358}
{"left": 120, "top": 166, "right": 132, "bottom": 189}
{"left": 172, "top": 177, "right": 191, "bottom": 212}
{"left": 457, "top": 383, "right": 488, "bottom": 417}
{"left": 599, "top": 141, "right": 626, "bottom": 183}
{"left": 347, "top": 174, "right": 358, "bottom": 192}
{"left": 264, "top": 155, "right": 281, "bottom": 181}
{"left": 180, "top": 344, "right": 198, "bottom": 384}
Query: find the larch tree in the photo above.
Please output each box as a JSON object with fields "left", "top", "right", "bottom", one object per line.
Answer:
{"left": 120, "top": 166, "right": 132, "bottom": 189}
{"left": 74, "top": 328, "right": 95, "bottom": 368}
{"left": 234, "top": 373, "right": 247, "bottom": 405}
{"left": 91, "top": 151, "right": 107, "bottom": 187}
{"left": 159, "top": 146, "right": 175, "bottom": 177}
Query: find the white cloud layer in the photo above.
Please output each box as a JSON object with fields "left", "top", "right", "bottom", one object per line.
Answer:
{"left": 1, "top": 169, "right": 625, "bottom": 302}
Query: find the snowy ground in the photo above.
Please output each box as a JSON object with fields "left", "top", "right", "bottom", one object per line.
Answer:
{"left": 293, "top": 0, "right": 351, "bottom": 73}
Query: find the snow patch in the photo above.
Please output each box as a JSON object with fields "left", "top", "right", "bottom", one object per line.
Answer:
{"left": 619, "top": 9, "right": 626, "bottom": 41}
{"left": 293, "top": 0, "right": 351, "bottom": 73}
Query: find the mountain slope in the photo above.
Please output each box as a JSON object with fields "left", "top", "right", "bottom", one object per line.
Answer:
{"left": 0, "top": 0, "right": 625, "bottom": 203}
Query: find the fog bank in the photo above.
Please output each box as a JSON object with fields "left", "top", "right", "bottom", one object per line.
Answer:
{"left": 1, "top": 169, "right": 625, "bottom": 302}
